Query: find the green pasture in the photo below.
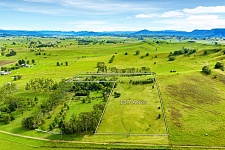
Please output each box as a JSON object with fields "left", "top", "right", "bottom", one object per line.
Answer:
{"left": 158, "top": 71, "right": 225, "bottom": 146}
{"left": 97, "top": 76, "right": 166, "bottom": 134}
{"left": 0, "top": 36, "right": 225, "bottom": 148}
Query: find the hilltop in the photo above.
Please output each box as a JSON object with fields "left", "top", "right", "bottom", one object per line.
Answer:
{"left": 1, "top": 28, "right": 225, "bottom": 37}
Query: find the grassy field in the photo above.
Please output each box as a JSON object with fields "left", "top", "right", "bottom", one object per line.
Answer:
{"left": 158, "top": 72, "right": 225, "bottom": 146}
{"left": 0, "top": 36, "right": 225, "bottom": 148}
{"left": 97, "top": 75, "right": 166, "bottom": 135}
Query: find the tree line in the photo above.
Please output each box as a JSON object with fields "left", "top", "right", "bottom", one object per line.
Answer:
{"left": 60, "top": 103, "right": 104, "bottom": 134}
{"left": 0, "top": 83, "right": 39, "bottom": 124}
{"left": 25, "top": 78, "right": 57, "bottom": 92}
{"left": 22, "top": 79, "right": 71, "bottom": 130}
{"left": 129, "top": 78, "right": 154, "bottom": 85}
{"left": 169, "top": 47, "right": 196, "bottom": 57}
{"left": 21, "top": 78, "right": 113, "bottom": 132}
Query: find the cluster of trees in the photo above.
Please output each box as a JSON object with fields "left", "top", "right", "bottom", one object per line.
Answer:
{"left": 0, "top": 83, "right": 17, "bottom": 100}
{"left": 25, "top": 78, "right": 57, "bottom": 92}
{"left": 76, "top": 38, "right": 123, "bottom": 45}
{"left": 29, "top": 41, "right": 56, "bottom": 48}
{"left": 36, "top": 42, "right": 55, "bottom": 48}
{"left": 2, "top": 96, "right": 38, "bottom": 113}
{"left": 97, "top": 62, "right": 107, "bottom": 73}
{"left": 72, "top": 81, "right": 105, "bottom": 92}
{"left": 6, "top": 50, "right": 17, "bottom": 57}
{"left": 18, "top": 59, "right": 26, "bottom": 65}
{"left": 39, "top": 80, "right": 71, "bottom": 114}
{"left": 0, "top": 95, "right": 38, "bottom": 124}
{"left": 21, "top": 77, "right": 114, "bottom": 132}
{"left": 75, "top": 90, "right": 90, "bottom": 96}
{"left": 106, "top": 40, "right": 118, "bottom": 44}
{"left": 202, "top": 62, "right": 224, "bottom": 75}
{"left": 169, "top": 47, "right": 196, "bottom": 57}
{"left": 129, "top": 78, "right": 154, "bottom": 85}
{"left": 57, "top": 62, "right": 68, "bottom": 66}
{"left": 1, "top": 59, "right": 35, "bottom": 72}
{"left": 108, "top": 67, "right": 151, "bottom": 73}
{"left": 49, "top": 103, "right": 68, "bottom": 131}
{"left": 0, "top": 48, "right": 16, "bottom": 57}
{"left": 77, "top": 39, "right": 93, "bottom": 45}
{"left": 108, "top": 55, "right": 115, "bottom": 63}
{"left": 72, "top": 80, "right": 114, "bottom": 102}
{"left": 0, "top": 113, "right": 15, "bottom": 124}
{"left": 1, "top": 47, "right": 6, "bottom": 56}
{"left": 21, "top": 116, "right": 44, "bottom": 130}
{"left": 22, "top": 80, "right": 71, "bottom": 130}
{"left": 60, "top": 103, "right": 104, "bottom": 134}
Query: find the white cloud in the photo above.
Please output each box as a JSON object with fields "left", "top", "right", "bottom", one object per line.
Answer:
{"left": 183, "top": 6, "right": 225, "bottom": 14}
{"left": 185, "top": 15, "right": 225, "bottom": 28}
{"left": 136, "top": 5, "right": 225, "bottom": 31}
{"left": 186, "top": 15, "right": 218, "bottom": 23}
{"left": 65, "top": 20, "right": 107, "bottom": 26}
{"left": 160, "top": 10, "right": 183, "bottom": 18}
{"left": 16, "top": 7, "right": 69, "bottom": 15}
{"left": 135, "top": 14, "right": 156, "bottom": 18}
{"left": 62, "top": 0, "right": 152, "bottom": 12}
{"left": 156, "top": 14, "right": 225, "bottom": 31}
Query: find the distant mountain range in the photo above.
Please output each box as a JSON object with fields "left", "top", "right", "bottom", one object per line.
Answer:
{"left": 1, "top": 28, "right": 225, "bottom": 37}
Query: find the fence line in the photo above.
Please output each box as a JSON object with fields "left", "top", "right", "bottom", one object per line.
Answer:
{"left": 95, "top": 132, "right": 168, "bottom": 136}
{"left": 79, "top": 72, "right": 154, "bottom": 76}
{"left": 66, "top": 73, "right": 169, "bottom": 138}
{"left": 154, "top": 74, "right": 169, "bottom": 136}
{"left": 94, "top": 82, "right": 116, "bottom": 134}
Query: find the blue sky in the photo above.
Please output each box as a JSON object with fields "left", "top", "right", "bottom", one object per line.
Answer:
{"left": 0, "top": 0, "right": 225, "bottom": 31}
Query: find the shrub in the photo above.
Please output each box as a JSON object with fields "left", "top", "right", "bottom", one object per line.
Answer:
{"left": 215, "top": 62, "right": 224, "bottom": 71}
{"left": 202, "top": 66, "right": 211, "bottom": 74}
{"left": 21, "top": 116, "right": 37, "bottom": 129}
{"left": 109, "top": 55, "right": 115, "bottom": 63}
{"left": 114, "top": 92, "right": 121, "bottom": 98}
{"left": 168, "top": 56, "right": 175, "bottom": 61}
{"left": 2, "top": 114, "right": 15, "bottom": 124}
{"left": 157, "top": 114, "right": 161, "bottom": 119}
{"left": 135, "top": 50, "right": 140, "bottom": 55}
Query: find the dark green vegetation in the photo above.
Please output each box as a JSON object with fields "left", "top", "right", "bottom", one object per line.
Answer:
{"left": 0, "top": 36, "right": 225, "bottom": 149}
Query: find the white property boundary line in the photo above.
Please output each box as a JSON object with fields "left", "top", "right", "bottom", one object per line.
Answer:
{"left": 94, "top": 81, "right": 116, "bottom": 133}
{"left": 95, "top": 133, "right": 168, "bottom": 136}
{"left": 70, "top": 73, "right": 169, "bottom": 137}
{"left": 153, "top": 74, "right": 170, "bottom": 136}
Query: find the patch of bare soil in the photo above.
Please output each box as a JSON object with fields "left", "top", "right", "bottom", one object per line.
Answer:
{"left": 0, "top": 60, "right": 15, "bottom": 66}
{"left": 170, "top": 107, "right": 183, "bottom": 129}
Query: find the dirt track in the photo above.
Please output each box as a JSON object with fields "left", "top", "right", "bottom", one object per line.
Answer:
{"left": 0, "top": 60, "right": 15, "bottom": 66}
